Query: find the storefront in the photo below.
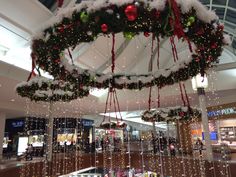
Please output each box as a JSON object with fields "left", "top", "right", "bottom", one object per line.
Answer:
{"left": 190, "top": 102, "right": 236, "bottom": 158}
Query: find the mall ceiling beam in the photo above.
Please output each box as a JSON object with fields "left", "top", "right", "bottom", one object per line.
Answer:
{"left": 215, "top": 62, "right": 236, "bottom": 71}
{"left": 124, "top": 37, "right": 168, "bottom": 72}
{"left": 0, "top": 13, "right": 32, "bottom": 37}
{"left": 96, "top": 39, "right": 131, "bottom": 73}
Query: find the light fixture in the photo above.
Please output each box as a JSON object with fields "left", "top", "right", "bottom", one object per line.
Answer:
{"left": 10, "top": 99, "right": 15, "bottom": 102}
{"left": 89, "top": 88, "right": 108, "bottom": 97}
{"left": 0, "top": 44, "right": 8, "bottom": 57}
{"left": 191, "top": 73, "right": 208, "bottom": 91}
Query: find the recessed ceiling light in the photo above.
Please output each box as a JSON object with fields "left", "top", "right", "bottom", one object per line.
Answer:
{"left": 10, "top": 99, "right": 15, "bottom": 102}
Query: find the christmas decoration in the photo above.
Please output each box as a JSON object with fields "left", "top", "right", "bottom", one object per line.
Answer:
{"left": 124, "top": 5, "right": 138, "bottom": 21}
{"left": 101, "top": 23, "right": 108, "bottom": 33}
{"left": 141, "top": 107, "right": 201, "bottom": 122}
{"left": 144, "top": 32, "right": 150, "bottom": 37}
{"left": 16, "top": 77, "right": 89, "bottom": 102}
{"left": 80, "top": 12, "right": 89, "bottom": 23}
{"left": 123, "top": 31, "right": 135, "bottom": 39}
{"left": 30, "top": 0, "right": 229, "bottom": 91}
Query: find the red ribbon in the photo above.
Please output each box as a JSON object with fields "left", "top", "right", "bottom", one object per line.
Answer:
{"left": 182, "top": 83, "right": 190, "bottom": 107}
{"left": 27, "top": 52, "right": 36, "bottom": 81}
{"left": 148, "top": 87, "right": 152, "bottom": 110}
{"left": 111, "top": 33, "right": 115, "bottom": 73}
{"left": 170, "top": 0, "right": 193, "bottom": 52}
{"left": 179, "top": 82, "right": 186, "bottom": 106}
{"left": 57, "top": 0, "right": 64, "bottom": 8}
{"left": 157, "top": 87, "right": 160, "bottom": 108}
{"left": 157, "top": 37, "right": 160, "bottom": 69}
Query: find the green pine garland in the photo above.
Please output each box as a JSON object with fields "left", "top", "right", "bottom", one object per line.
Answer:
{"left": 31, "top": 1, "right": 226, "bottom": 90}
{"left": 16, "top": 78, "right": 89, "bottom": 102}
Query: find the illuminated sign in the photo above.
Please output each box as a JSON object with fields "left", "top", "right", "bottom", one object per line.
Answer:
{"left": 207, "top": 107, "right": 236, "bottom": 117}
{"left": 12, "top": 121, "right": 24, "bottom": 128}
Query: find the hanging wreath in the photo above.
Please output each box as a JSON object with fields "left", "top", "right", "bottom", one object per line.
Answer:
{"left": 141, "top": 106, "right": 201, "bottom": 122}
{"left": 31, "top": 0, "right": 229, "bottom": 90}
{"left": 16, "top": 77, "right": 89, "bottom": 102}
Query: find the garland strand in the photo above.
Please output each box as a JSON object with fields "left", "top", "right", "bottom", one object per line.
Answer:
{"left": 27, "top": 53, "right": 36, "bottom": 81}
{"left": 182, "top": 83, "right": 190, "bottom": 107}
{"left": 179, "top": 82, "right": 186, "bottom": 106}
{"left": 111, "top": 33, "right": 115, "bottom": 73}
{"left": 57, "top": 0, "right": 64, "bottom": 8}
{"left": 114, "top": 89, "right": 123, "bottom": 121}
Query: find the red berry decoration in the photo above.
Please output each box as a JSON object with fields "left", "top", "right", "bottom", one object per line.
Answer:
{"left": 144, "top": 32, "right": 150, "bottom": 37}
{"left": 179, "top": 112, "right": 185, "bottom": 117}
{"left": 211, "top": 43, "right": 217, "bottom": 49}
{"left": 125, "top": 5, "right": 138, "bottom": 21}
{"left": 218, "top": 25, "right": 224, "bottom": 31}
{"left": 101, "top": 23, "right": 108, "bottom": 32}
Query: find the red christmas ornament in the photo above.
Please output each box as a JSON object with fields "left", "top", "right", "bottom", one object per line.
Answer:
{"left": 101, "top": 23, "right": 108, "bottom": 32}
{"left": 195, "top": 57, "right": 200, "bottom": 62}
{"left": 218, "top": 25, "right": 224, "bottom": 31}
{"left": 144, "top": 32, "right": 150, "bottom": 37}
{"left": 207, "top": 56, "right": 213, "bottom": 62}
{"left": 211, "top": 43, "right": 217, "bottom": 49}
{"left": 58, "top": 26, "right": 64, "bottom": 33}
{"left": 179, "top": 112, "right": 185, "bottom": 117}
{"left": 155, "top": 10, "right": 161, "bottom": 18}
{"left": 125, "top": 5, "right": 138, "bottom": 21}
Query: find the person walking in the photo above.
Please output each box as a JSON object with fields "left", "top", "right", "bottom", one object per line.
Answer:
{"left": 195, "top": 138, "right": 204, "bottom": 156}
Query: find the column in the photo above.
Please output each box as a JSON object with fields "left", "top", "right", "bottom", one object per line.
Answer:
{"left": 198, "top": 88, "right": 213, "bottom": 161}
{"left": 0, "top": 113, "right": 6, "bottom": 161}
{"left": 46, "top": 103, "right": 54, "bottom": 162}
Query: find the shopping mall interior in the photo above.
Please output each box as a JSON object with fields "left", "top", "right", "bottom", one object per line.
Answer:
{"left": 0, "top": 0, "right": 236, "bottom": 177}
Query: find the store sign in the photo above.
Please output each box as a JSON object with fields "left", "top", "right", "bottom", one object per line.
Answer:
{"left": 207, "top": 107, "right": 236, "bottom": 117}
{"left": 12, "top": 121, "right": 24, "bottom": 128}
{"left": 82, "top": 120, "right": 93, "bottom": 127}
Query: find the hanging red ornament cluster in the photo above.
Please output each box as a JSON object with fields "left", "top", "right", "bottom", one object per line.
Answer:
{"left": 218, "top": 25, "right": 224, "bottom": 31}
{"left": 125, "top": 5, "right": 138, "bottom": 21}
{"left": 101, "top": 23, "right": 108, "bottom": 32}
{"left": 144, "top": 32, "right": 150, "bottom": 37}
{"left": 211, "top": 43, "right": 217, "bottom": 49}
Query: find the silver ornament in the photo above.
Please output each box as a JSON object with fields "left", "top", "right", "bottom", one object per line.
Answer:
{"left": 134, "top": 2, "right": 140, "bottom": 7}
{"left": 116, "top": 13, "right": 120, "bottom": 19}
{"left": 87, "top": 31, "right": 92, "bottom": 36}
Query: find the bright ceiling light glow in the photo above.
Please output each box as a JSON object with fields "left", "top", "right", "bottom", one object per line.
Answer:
{"left": 90, "top": 88, "right": 108, "bottom": 97}
{"left": 191, "top": 74, "right": 208, "bottom": 90}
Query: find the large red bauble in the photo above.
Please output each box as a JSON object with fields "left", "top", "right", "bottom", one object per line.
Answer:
{"left": 125, "top": 5, "right": 138, "bottom": 21}
{"left": 144, "top": 32, "right": 150, "bottom": 37}
{"left": 101, "top": 23, "right": 108, "bottom": 32}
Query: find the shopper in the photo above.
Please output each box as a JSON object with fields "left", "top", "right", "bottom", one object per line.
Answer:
{"left": 6, "top": 142, "right": 13, "bottom": 159}
{"left": 26, "top": 144, "right": 33, "bottom": 160}
{"left": 195, "top": 138, "right": 204, "bottom": 156}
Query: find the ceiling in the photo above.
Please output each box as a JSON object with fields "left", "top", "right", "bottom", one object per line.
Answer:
{"left": 0, "top": 0, "right": 236, "bottom": 129}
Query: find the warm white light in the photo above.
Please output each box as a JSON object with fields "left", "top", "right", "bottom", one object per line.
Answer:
{"left": 191, "top": 74, "right": 208, "bottom": 90}
{"left": 89, "top": 88, "right": 108, "bottom": 97}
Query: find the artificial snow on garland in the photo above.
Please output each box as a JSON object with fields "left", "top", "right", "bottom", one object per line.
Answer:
{"left": 31, "top": 0, "right": 229, "bottom": 90}
{"left": 141, "top": 106, "right": 201, "bottom": 122}
{"left": 16, "top": 77, "right": 89, "bottom": 102}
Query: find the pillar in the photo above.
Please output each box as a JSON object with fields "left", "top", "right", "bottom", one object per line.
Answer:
{"left": 198, "top": 88, "right": 213, "bottom": 161}
{"left": 0, "top": 113, "right": 6, "bottom": 161}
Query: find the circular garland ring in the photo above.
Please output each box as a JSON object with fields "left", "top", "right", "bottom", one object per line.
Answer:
{"left": 31, "top": 0, "right": 230, "bottom": 90}
{"left": 141, "top": 106, "right": 201, "bottom": 122}
{"left": 16, "top": 77, "right": 89, "bottom": 102}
